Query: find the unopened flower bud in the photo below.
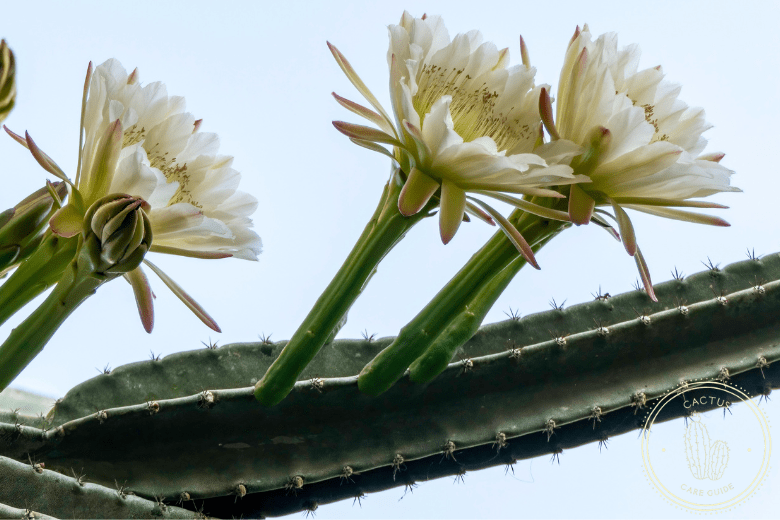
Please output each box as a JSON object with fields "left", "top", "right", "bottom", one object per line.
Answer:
{"left": 0, "top": 182, "right": 68, "bottom": 274}
{"left": 82, "top": 194, "right": 152, "bottom": 274}
{"left": 0, "top": 39, "right": 16, "bottom": 123}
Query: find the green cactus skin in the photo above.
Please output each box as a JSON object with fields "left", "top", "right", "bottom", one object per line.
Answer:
{"left": 0, "top": 503, "right": 56, "bottom": 520}
{"left": 43, "top": 253, "right": 780, "bottom": 427}
{"left": 1, "top": 255, "right": 779, "bottom": 510}
{"left": 191, "top": 364, "right": 780, "bottom": 518}
{"left": 0, "top": 455, "right": 195, "bottom": 519}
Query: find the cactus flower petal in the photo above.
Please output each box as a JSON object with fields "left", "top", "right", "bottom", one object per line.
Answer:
{"left": 547, "top": 26, "right": 738, "bottom": 292}
{"left": 331, "top": 12, "right": 581, "bottom": 244}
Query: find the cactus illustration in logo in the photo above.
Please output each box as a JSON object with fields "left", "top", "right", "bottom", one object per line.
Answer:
{"left": 708, "top": 440, "right": 730, "bottom": 480}
{"left": 684, "top": 414, "right": 729, "bottom": 480}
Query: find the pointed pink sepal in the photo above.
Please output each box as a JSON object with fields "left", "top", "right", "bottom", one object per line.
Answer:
{"left": 144, "top": 259, "right": 221, "bottom": 333}
{"left": 467, "top": 197, "right": 540, "bottom": 270}
{"left": 634, "top": 247, "right": 657, "bottom": 302}
{"left": 126, "top": 267, "right": 154, "bottom": 333}
{"left": 539, "top": 88, "right": 560, "bottom": 141}
{"left": 3, "top": 125, "right": 27, "bottom": 148}
{"left": 25, "top": 131, "right": 69, "bottom": 182}
{"left": 609, "top": 200, "right": 637, "bottom": 257}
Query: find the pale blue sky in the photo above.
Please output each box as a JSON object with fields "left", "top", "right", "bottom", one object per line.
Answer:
{"left": 1, "top": 1, "right": 779, "bottom": 518}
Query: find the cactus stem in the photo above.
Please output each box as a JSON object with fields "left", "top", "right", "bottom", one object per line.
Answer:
{"left": 255, "top": 177, "right": 436, "bottom": 406}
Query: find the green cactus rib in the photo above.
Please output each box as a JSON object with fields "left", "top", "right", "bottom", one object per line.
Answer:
{"left": 1, "top": 260, "right": 779, "bottom": 504}
{"left": 44, "top": 253, "right": 780, "bottom": 427}
{"left": 0, "top": 455, "right": 194, "bottom": 519}
{"left": 183, "top": 364, "right": 780, "bottom": 519}
{"left": 0, "top": 503, "right": 56, "bottom": 520}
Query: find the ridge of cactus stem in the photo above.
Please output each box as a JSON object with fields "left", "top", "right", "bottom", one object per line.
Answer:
{"left": 0, "top": 455, "right": 194, "bottom": 518}
{"left": 39, "top": 251, "right": 780, "bottom": 427}
{"left": 2, "top": 261, "right": 778, "bottom": 509}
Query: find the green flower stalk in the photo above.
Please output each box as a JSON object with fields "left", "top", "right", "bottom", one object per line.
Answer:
{"left": 358, "top": 24, "right": 739, "bottom": 394}
{"left": 0, "top": 39, "right": 15, "bottom": 123}
{"left": 0, "top": 194, "right": 152, "bottom": 391}
{"left": 253, "top": 172, "right": 437, "bottom": 406}
{"left": 254, "top": 12, "right": 579, "bottom": 406}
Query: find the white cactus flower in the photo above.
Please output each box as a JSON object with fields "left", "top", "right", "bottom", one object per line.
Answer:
{"left": 330, "top": 12, "right": 582, "bottom": 268}
{"left": 541, "top": 25, "right": 739, "bottom": 298}
{"left": 79, "top": 59, "right": 261, "bottom": 261}
{"left": 8, "top": 59, "right": 261, "bottom": 331}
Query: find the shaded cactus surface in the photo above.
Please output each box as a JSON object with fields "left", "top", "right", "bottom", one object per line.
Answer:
{"left": 0, "top": 253, "right": 779, "bottom": 517}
